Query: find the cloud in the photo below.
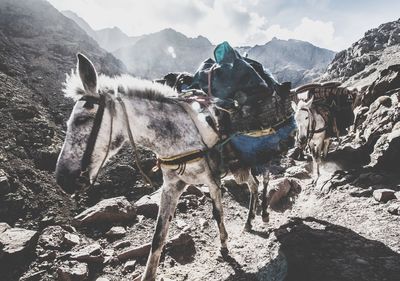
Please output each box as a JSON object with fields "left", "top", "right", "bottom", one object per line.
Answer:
{"left": 49, "top": 0, "right": 400, "bottom": 52}
{"left": 246, "top": 17, "right": 345, "bottom": 51}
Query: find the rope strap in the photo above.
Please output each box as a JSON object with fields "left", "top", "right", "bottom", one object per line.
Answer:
{"left": 117, "top": 96, "right": 155, "bottom": 190}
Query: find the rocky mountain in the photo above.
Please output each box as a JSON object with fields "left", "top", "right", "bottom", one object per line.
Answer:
{"left": 319, "top": 18, "right": 400, "bottom": 172}
{"left": 62, "top": 10, "right": 142, "bottom": 52}
{"left": 238, "top": 38, "right": 336, "bottom": 87}
{"left": 63, "top": 12, "right": 335, "bottom": 84}
{"left": 113, "top": 28, "right": 214, "bottom": 78}
{"left": 321, "top": 18, "right": 400, "bottom": 89}
{"left": 0, "top": 0, "right": 127, "bottom": 243}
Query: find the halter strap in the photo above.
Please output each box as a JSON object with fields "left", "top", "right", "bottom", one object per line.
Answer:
{"left": 300, "top": 107, "right": 328, "bottom": 141}
{"left": 80, "top": 94, "right": 106, "bottom": 173}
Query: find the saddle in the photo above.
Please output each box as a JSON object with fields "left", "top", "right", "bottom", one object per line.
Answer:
{"left": 294, "top": 82, "right": 357, "bottom": 136}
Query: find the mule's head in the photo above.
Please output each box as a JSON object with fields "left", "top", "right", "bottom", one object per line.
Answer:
{"left": 291, "top": 96, "right": 313, "bottom": 147}
{"left": 55, "top": 54, "right": 124, "bottom": 194}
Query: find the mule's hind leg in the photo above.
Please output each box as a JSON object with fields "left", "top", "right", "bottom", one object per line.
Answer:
{"left": 322, "top": 138, "right": 330, "bottom": 158}
{"left": 261, "top": 170, "right": 270, "bottom": 223}
{"left": 206, "top": 178, "right": 229, "bottom": 251}
{"left": 244, "top": 173, "right": 259, "bottom": 231}
{"left": 142, "top": 180, "right": 185, "bottom": 281}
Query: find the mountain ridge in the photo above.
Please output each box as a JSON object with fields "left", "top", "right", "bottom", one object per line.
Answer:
{"left": 62, "top": 10, "right": 335, "bottom": 85}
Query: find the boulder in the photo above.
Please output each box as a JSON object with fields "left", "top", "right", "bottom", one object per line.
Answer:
{"left": 373, "top": 189, "right": 396, "bottom": 203}
{"left": 74, "top": 196, "right": 136, "bottom": 225}
{"left": 38, "top": 226, "right": 69, "bottom": 249}
{"left": 57, "top": 261, "right": 88, "bottom": 281}
{"left": 369, "top": 122, "right": 400, "bottom": 171}
{"left": 265, "top": 178, "right": 302, "bottom": 211}
{"left": 105, "top": 226, "right": 126, "bottom": 238}
{"left": 134, "top": 190, "right": 161, "bottom": 218}
{"left": 0, "top": 227, "right": 38, "bottom": 258}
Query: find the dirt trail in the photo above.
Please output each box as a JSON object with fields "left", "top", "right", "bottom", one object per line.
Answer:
{"left": 94, "top": 162, "right": 400, "bottom": 281}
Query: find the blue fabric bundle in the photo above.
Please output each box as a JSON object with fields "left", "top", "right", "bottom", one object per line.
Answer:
{"left": 230, "top": 117, "right": 297, "bottom": 166}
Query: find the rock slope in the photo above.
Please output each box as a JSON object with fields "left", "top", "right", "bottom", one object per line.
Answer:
{"left": 321, "top": 18, "right": 400, "bottom": 89}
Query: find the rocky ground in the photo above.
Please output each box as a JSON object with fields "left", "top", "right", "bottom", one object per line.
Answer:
{"left": 0, "top": 1, "right": 400, "bottom": 280}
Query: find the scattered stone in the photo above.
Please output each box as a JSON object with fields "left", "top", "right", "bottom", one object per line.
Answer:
{"left": 355, "top": 257, "right": 369, "bottom": 265}
{"left": 134, "top": 190, "right": 161, "bottom": 218}
{"left": 69, "top": 243, "right": 104, "bottom": 263}
{"left": 0, "top": 222, "right": 11, "bottom": 233}
{"left": 0, "top": 227, "right": 38, "bottom": 257}
{"left": 373, "top": 189, "right": 396, "bottom": 203}
{"left": 284, "top": 165, "right": 310, "bottom": 179}
{"left": 175, "top": 219, "right": 187, "bottom": 229}
{"left": 123, "top": 260, "right": 137, "bottom": 273}
{"left": 20, "top": 269, "right": 47, "bottom": 281}
{"left": 388, "top": 203, "right": 400, "bottom": 215}
{"left": 96, "top": 277, "right": 110, "bottom": 281}
{"left": 64, "top": 233, "right": 80, "bottom": 247}
{"left": 0, "top": 169, "right": 10, "bottom": 195}
{"left": 57, "top": 261, "right": 88, "bottom": 281}
{"left": 114, "top": 240, "right": 131, "bottom": 250}
{"left": 198, "top": 218, "right": 209, "bottom": 229}
{"left": 118, "top": 232, "right": 194, "bottom": 261}
{"left": 105, "top": 226, "right": 126, "bottom": 238}
{"left": 74, "top": 196, "right": 136, "bottom": 226}
{"left": 38, "top": 226, "right": 68, "bottom": 249}
{"left": 349, "top": 187, "right": 373, "bottom": 197}
{"left": 183, "top": 185, "right": 204, "bottom": 197}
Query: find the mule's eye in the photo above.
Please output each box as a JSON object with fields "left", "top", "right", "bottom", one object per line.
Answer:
{"left": 305, "top": 117, "right": 309, "bottom": 120}
{"left": 83, "top": 101, "right": 94, "bottom": 109}
{"left": 74, "top": 116, "right": 90, "bottom": 126}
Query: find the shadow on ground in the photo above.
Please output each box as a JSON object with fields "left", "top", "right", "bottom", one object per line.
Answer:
{"left": 222, "top": 217, "right": 400, "bottom": 281}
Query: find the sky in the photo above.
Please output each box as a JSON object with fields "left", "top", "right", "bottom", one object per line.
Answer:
{"left": 48, "top": 0, "right": 400, "bottom": 51}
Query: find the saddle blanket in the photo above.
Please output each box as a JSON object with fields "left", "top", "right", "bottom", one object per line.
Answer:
{"left": 230, "top": 116, "right": 297, "bottom": 166}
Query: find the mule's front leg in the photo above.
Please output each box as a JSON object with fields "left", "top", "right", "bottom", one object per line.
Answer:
{"left": 261, "top": 170, "right": 270, "bottom": 223}
{"left": 244, "top": 174, "right": 259, "bottom": 231}
{"left": 142, "top": 181, "right": 185, "bottom": 281}
{"left": 207, "top": 180, "right": 228, "bottom": 251}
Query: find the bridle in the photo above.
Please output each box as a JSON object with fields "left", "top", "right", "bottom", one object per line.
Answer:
{"left": 78, "top": 93, "right": 113, "bottom": 190}
{"left": 299, "top": 106, "right": 328, "bottom": 143}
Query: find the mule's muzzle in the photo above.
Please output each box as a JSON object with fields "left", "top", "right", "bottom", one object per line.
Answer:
{"left": 55, "top": 167, "right": 90, "bottom": 194}
{"left": 299, "top": 136, "right": 307, "bottom": 146}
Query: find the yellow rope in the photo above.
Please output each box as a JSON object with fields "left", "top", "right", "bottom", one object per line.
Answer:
{"left": 159, "top": 149, "right": 203, "bottom": 162}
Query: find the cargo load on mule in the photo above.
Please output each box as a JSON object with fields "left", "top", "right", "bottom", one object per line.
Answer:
{"left": 156, "top": 41, "right": 296, "bottom": 166}
{"left": 293, "top": 82, "right": 357, "bottom": 137}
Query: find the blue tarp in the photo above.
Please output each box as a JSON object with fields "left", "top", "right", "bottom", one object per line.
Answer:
{"left": 230, "top": 117, "right": 297, "bottom": 166}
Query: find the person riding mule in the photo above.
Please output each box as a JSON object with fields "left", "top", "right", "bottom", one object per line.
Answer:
{"left": 56, "top": 54, "right": 277, "bottom": 281}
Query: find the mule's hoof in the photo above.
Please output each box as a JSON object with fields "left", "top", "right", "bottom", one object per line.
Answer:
{"left": 220, "top": 246, "right": 229, "bottom": 257}
{"left": 262, "top": 213, "right": 269, "bottom": 223}
{"left": 243, "top": 223, "right": 252, "bottom": 232}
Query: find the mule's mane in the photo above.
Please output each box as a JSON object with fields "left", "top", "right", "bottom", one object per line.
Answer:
{"left": 63, "top": 70, "right": 178, "bottom": 104}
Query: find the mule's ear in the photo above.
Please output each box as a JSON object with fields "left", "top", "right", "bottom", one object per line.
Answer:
{"left": 306, "top": 95, "right": 314, "bottom": 107}
{"left": 77, "top": 53, "right": 98, "bottom": 95}
{"left": 291, "top": 101, "right": 297, "bottom": 112}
